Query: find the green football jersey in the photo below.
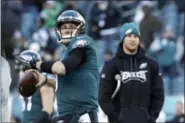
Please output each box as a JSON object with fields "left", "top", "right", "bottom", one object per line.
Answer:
{"left": 56, "top": 34, "right": 99, "bottom": 116}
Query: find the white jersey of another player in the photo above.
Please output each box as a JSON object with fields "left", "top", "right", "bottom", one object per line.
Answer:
{"left": 1, "top": 56, "right": 12, "bottom": 122}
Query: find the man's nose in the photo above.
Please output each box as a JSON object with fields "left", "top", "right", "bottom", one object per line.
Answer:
{"left": 65, "top": 30, "right": 71, "bottom": 33}
{"left": 130, "top": 37, "right": 136, "bottom": 41}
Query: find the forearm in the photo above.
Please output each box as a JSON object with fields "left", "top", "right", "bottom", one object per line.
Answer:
{"left": 36, "top": 61, "right": 66, "bottom": 75}
{"left": 40, "top": 84, "right": 55, "bottom": 115}
{"left": 35, "top": 49, "right": 85, "bottom": 75}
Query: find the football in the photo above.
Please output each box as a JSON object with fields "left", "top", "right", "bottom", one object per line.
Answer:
{"left": 19, "top": 70, "right": 39, "bottom": 97}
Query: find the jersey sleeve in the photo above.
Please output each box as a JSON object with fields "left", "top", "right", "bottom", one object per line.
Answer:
{"left": 62, "top": 48, "right": 86, "bottom": 74}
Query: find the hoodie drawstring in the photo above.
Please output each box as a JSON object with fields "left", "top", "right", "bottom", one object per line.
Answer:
{"left": 130, "top": 58, "right": 137, "bottom": 71}
{"left": 134, "top": 59, "right": 137, "bottom": 71}
{"left": 135, "top": 58, "right": 143, "bottom": 107}
{"left": 129, "top": 58, "right": 139, "bottom": 107}
{"left": 130, "top": 58, "right": 133, "bottom": 71}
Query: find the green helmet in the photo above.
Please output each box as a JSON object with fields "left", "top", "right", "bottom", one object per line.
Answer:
{"left": 56, "top": 10, "right": 85, "bottom": 44}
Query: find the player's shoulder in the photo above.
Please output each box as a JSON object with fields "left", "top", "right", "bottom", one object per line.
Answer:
{"left": 75, "top": 34, "right": 94, "bottom": 43}
{"left": 72, "top": 34, "right": 94, "bottom": 49}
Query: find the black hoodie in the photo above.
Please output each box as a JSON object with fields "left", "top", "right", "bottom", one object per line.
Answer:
{"left": 98, "top": 45, "right": 164, "bottom": 123}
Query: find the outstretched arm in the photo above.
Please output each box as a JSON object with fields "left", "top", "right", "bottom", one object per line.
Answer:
{"left": 35, "top": 48, "right": 86, "bottom": 75}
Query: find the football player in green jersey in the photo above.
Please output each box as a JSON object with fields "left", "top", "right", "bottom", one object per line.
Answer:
{"left": 18, "top": 10, "right": 99, "bottom": 123}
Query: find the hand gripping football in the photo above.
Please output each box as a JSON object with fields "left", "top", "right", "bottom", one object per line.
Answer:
{"left": 19, "top": 70, "right": 39, "bottom": 97}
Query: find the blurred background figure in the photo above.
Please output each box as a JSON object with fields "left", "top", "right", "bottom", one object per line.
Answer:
{"left": 99, "top": 50, "right": 113, "bottom": 72}
{"left": 20, "top": 0, "right": 42, "bottom": 42}
{"left": 104, "top": 50, "right": 113, "bottom": 62}
{"left": 140, "top": 3, "right": 163, "bottom": 50}
{"left": 1, "top": 0, "right": 23, "bottom": 122}
{"left": 167, "top": 101, "right": 184, "bottom": 123}
{"left": 60, "top": 1, "right": 82, "bottom": 16}
{"left": 89, "top": 1, "right": 121, "bottom": 66}
{"left": 1, "top": 56, "right": 12, "bottom": 122}
{"left": 40, "top": 1, "right": 63, "bottom": 28}
{"left": 1, "top": 0, "right": 184, "bottom": 122}
{"left": 148, "top": 27, "right": 178, "bottom": 95}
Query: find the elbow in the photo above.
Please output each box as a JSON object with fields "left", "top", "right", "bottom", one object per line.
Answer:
{"left": 52, "top": 70, "right": 65, "bottom": 76}
{"left": 52, "top": 61, "right": 66, "bottom": 75}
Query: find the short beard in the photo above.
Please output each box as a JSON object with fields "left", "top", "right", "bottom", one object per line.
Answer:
{"left": 123, "top": 45, "right": 138, "bottom": 55}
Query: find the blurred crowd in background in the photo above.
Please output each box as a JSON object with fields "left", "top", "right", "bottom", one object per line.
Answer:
{"left": 1, "top": 0, "right": 184, "bottom": 122}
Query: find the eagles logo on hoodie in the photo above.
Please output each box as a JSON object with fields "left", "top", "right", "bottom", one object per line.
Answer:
{"left": 120, "top": 70, "right": 148, "bottom": 83}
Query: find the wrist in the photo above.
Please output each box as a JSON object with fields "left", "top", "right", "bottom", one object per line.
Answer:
{"left": 40, "top": 61, "right": 56, "bottom": 74}
{"left": 42, "top": 75, "right": 48, "bottom": 86}
{"left": 37, "top": 75, "right": 48, "bottom": 88}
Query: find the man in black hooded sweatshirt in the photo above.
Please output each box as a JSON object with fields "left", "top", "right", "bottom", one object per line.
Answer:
{"left": 98, "top": 22, "right": 164, "bottom": 123}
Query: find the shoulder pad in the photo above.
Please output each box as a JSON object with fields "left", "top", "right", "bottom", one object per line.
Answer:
{"left": 72, "top": 39, "right": 89, "bottom": 49}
